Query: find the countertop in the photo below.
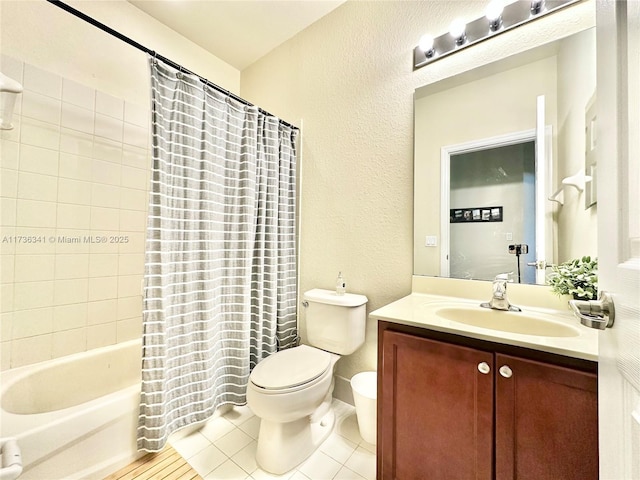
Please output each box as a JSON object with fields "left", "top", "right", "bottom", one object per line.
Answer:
{"left": 370, "top": 292, "right": 598, "bottom": 362}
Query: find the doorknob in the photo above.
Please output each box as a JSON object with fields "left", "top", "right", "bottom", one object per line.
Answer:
{"left": 568, "top": 291, "right": 615, "bottom": 330}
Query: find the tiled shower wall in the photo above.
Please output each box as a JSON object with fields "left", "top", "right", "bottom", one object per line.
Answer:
{"left": 0, "top": 55, "right": 151, "bottom": 370}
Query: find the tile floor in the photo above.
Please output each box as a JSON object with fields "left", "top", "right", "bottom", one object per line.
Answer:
{"left": 168, "top": 399, "right": 376, "bottom": 480}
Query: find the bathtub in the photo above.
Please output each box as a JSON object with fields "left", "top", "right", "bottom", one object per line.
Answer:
{"left": 0, "top": 339, "right": 143, "bottom": 480}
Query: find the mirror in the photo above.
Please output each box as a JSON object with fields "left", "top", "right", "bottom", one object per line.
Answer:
{"left": 414, "top": 27, "right": 597, "bottom": 285}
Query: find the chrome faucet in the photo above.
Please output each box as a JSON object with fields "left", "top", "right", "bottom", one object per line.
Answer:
{"left": 481, "top": 275, "right": 521, "bottom": 312}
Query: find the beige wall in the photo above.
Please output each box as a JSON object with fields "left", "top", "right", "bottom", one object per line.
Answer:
{"left": 241, "top": 0, "right": 595, "bottom": 381}
{"left": 0, "top": 0, "right": 239, "bottom": 369}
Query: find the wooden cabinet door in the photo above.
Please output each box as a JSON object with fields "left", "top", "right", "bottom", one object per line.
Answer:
{"left": 380, "top": 330, "right": 494, "bottom": 480}
{"left": 495, "top": 353, "right": 598, "bottom": 480}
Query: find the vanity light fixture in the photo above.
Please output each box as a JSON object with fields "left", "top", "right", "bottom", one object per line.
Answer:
{"left": 485, "top": 0, "right": 505, "bottom": 32}
{"left": 449, "top": 19, "right": 467, "bottom": 46}
{"left": 414, "top": 0, "right": 580, "bottom": 70}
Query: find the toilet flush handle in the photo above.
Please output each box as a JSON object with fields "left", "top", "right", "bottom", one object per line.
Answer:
{"left": 302, "top": 301, "right": 309, "bottom": 308}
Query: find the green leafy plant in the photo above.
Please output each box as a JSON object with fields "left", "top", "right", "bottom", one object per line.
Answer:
{"left": 547, "top": 256, "right": 598, "bottom": 300}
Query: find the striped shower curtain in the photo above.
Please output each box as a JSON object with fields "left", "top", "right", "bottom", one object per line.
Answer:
{"left": 137, "top": 58, "right": 298, "bottom": 452}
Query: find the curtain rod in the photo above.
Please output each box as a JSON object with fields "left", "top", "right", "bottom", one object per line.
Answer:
{"left": 46, "top": 0, "right": 299, "bottom": 131}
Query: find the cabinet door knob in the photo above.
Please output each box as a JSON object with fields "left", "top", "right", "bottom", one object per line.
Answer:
{"left": 499, "top": 365, "right": 513, "bottom": 378}
{"left": 477, "top": 362, "right": 491, "bottom": 374}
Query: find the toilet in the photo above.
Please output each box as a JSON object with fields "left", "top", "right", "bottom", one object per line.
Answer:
{"left": 246, "top": 288, "right": 368, "bottom": 474}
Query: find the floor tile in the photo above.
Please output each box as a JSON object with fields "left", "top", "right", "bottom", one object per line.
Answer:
{"left": 188, "top": 444, "right": 228, "bottom": 477}
{"left": 298, "top": 451, "right": 341, "bottom": 480}
{"left": 251, "top": 468, "right": 296, "bottom": 480}
{"left": 200, "top": 415, "right": 237, "bottom": 442}
{"left": 333, "top": 466, "right": 366, "bottom": 480}
{"left": 170, "top": 430, "right": 212, "bottom": 459}
{"left": 334, "top": 412, "right": 362, "bottom": 445}
{"left": 214, "top": 428, "right": 255, "bottom": 457}
{"left": 344, "top": 447, "right": 376, "bottom": 480}
{"left": 225, "top": 404, "right": 255, "bottom": 425}
{"left": 319, "top": 433, "right": 358, "bottom": 464}
{"left": 204, "top": 458, "right": 251, "bottom": 480}
{"left": 231, "top": 441, "right": 258, "bottom": 474}
{"left": 238, "top": 414, "right": 261, "bottom": 439}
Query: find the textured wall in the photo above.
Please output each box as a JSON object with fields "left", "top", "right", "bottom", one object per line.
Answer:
{"left": 240, "top": 0, "right": 595, "bottom": 380}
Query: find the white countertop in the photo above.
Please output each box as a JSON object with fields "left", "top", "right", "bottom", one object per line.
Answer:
{"left": 370, "top": 292, "right": 598, "bottom": 362}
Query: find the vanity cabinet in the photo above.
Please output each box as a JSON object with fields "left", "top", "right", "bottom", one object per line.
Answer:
{"left": 378, "top": 323, "right": 598, "bottom": 480}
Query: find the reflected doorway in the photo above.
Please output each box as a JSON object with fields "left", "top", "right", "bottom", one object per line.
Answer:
{"left": 449, "top": 142, "right": 536, "bottom": 283}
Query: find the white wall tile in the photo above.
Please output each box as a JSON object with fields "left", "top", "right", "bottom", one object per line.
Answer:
{"left": 62, "top": 79, "right": 95, "bottom": 110}
{"left": 87, "top": 299, "right": 117, "bottom": 325}
{"left": 16, "top": 199, "right": 57, "bottom": 228}
{"left": 13, "top": 280, "right": 54, "bottom": 310}
{"left": 55, "top": 253, "right": 89, "bottom": 279}
{"left": 1, "top": 312, "right": 13, "bottom": 342}
{"left": 118, "top": 274, "right": 142, "bottom": 297}
{"left": 11, "top": 334, "right": 52, "bottom": 367}
{"left": 1, "top": 140, "right": 19, "bottom": 170}
{"left": 52, "top": 327, "right": 86, "bottom": 358}
{"left": 0, "top": 115, "right": 21, "bottom": 143}
{"left": 60, "top": 128, "right": 93, "bottom": 157}
{"left": 1, "top": 168, "right": 18, "bottom": 198}
{"left": 117, "top": 295, "right": 142, "bottom": 320}
{"left": 54, "top": 278, "right": 88, "bottom": 306}
{"left": 95, "top": 113, "right": 123, "bottom": 142}
{"left": 118, "top": 253, "right": 144, "bottom": 276}
{"left": 58, "top": 178, "right": 92, "bottom": 204}
{"left": 57, "top": 203, "right": 90, "bottom": 229}
{"left": 123, "top": 123, "right": 149, "bottom": 149}
{"left": 61, "top": 103, "right": 94, "bottom": 135}
{"left": 53, "top": 303, "right": 87, "bottom": 331}
{"left": 17, "top": 171, "right": 58, "bottom": 202}
{"left": 21, "top": 91, "right": 61, "bottom": 125}
{"left": 14, "top": 254, "right": 55, "bottom": 282}
{"left": 117, "top": 316, "right": 142, "bottom": 342}
{"left": 93, "top": 137, "right": 123, "bottom": 163}
{"left": 86, "top": 322, "right": 116, "bottom": 349}
{"left": 0, "top": 198, "right": 17, "bottom": 226}
{"left": 121, "top": 165, "right": 148, "bottom": 190}
{"left": 0, "top": 283, "right": 14, "bottom": 312}
{"left": 12, "top": 307, "right": 53, "bottom": 339}
{"left": 59, "top": 152, "right": 92, "bottom": 181}
{"left": 23, "top": 64, "right": 62, "bottom": 99}
{"left": 90, "top": 206, "right": 120, "bottom": 231}
{"left": 89, "top": 253, "right": 119, "bottom": 277}
{"left": 120, "top": 187, "right": 149, "bottom": 211}
{"left": 19, "top": 144, "right": 59, "bottom": 176}
{"left": 122, "top": 144, "right": 149, "bottom": 169}
{"left": 91, "top": 183, "right": 121, "bottom": 208}
{"left": 91, "top": 158, "right": 121, "bottom": 186}
{"left": 13, "top": 227, "right": 56, "bottom": 254}
{"left": 96, "top": 91, "right": 124, "bottom": 120}
{"left": 54, "top": 229, "right": 91, "bottom": 254}
{"left": 1, "top": 255, "right": 15, "bottom": 284}
{"left": 88, "top": 276, "right": 118, "bottom": 301}
{"left": 124, "top": 102, "right": 149, "bottom": 128}
{"left": 120, "top": 209, "right": 146, "bottom": 232}
{"left": 20, "top": 117, "right": 60, "bottom": 150}
{"left": 118, "top": 232, "right": 145, "bottom": 254}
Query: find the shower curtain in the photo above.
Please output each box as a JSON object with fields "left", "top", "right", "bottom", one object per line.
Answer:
{"left": 138, "top": 58, "right": 298, "bottom": 452}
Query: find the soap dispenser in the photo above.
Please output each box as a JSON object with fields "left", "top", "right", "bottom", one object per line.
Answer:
{"left": 336, "top": 272, "right": 346, "bottom": 296}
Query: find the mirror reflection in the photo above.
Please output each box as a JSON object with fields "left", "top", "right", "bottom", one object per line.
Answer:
{"left": 414, "top": 27, "right": 597, "bottom": 285}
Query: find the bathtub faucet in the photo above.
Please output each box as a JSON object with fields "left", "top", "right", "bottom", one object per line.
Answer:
{"left": 480, "top": 274, "right": 521, "bottom": 312}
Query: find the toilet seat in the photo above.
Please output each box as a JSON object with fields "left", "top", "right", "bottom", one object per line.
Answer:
{"left": 250, "top": 345, "right": 332, "bottom": 391}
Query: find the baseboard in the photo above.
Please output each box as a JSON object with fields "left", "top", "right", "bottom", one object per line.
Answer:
{"left": 333, "top": 374, "right": 354, "bottom": 406}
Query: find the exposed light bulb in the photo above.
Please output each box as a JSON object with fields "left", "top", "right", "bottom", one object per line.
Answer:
{"left": 418, "top": 34, "right": 436, "bottom": 57}
{"left": 449, "top": 19, "right": 467, "bottom": 45}
{"left": 485, "top": 0, "right": 504, "bottom": 31}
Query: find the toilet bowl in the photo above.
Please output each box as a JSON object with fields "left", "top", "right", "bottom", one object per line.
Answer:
{"left": 246, "top": 288, "right": 368, "bottom": 474}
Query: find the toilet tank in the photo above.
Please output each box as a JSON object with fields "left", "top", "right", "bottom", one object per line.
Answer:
{"left": 303, "top": 288, "right": 368, "bottom": 355}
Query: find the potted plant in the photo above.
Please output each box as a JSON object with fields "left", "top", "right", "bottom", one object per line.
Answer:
{"left": 548, "top": 256, "right": 598, "bottom": 300}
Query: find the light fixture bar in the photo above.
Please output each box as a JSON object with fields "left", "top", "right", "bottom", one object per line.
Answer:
{"left": 413, "top": 0, "right": 580, "bottom": 70}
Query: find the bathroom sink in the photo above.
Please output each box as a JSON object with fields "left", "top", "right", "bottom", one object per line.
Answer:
{"left": 434, "top": 306, "right": 581, "bottom": 337}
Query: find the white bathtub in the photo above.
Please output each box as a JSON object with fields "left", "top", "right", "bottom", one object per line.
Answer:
{"left": 0, "top": 339, "right": 143, "bottom": 480}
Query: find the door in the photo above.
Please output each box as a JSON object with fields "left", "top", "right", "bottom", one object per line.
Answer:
{"left": 494, "top": 354, "right": 598, "bottom": 480}
{"left": 380, "top": 330, "right": 493, "bottom": 480}
{"left": 596, "top": 1, "right": 640, "bottom": 478}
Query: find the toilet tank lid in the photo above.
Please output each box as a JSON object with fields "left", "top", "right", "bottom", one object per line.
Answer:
{"left": 303, "top": 288, "right": 368, "bottom": 307}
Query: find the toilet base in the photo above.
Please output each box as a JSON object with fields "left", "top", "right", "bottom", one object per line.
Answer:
{"left": 255, "top": 408, "right": 335, "bottom": 474}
